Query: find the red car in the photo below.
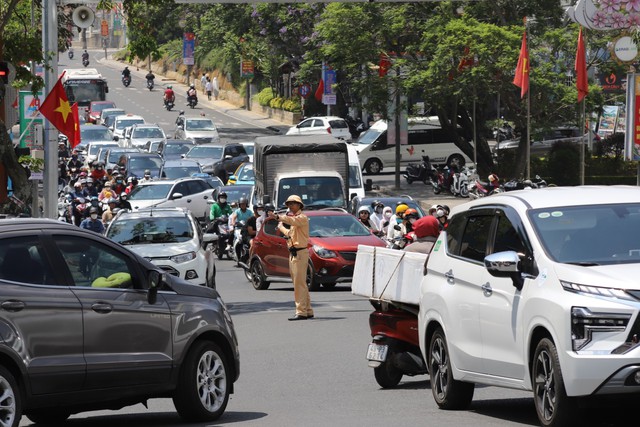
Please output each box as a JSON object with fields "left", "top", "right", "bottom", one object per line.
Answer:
{"left": 87, "top": 101, "right": 116, "bottom": 124}
{"left": 248, "top": 209, "right": 386, "bottom": 291}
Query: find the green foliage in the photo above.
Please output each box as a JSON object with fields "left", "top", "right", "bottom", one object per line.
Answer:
{"left": 19, "top": 156, "right": 44, "bottom": 173}
{"left": 546, "top": 141, "right": 581, "bottom": 186}
{"left": 282, "top": 98, "right": 301, "bottom": 112}
{"left": 257, "top": 87, "right": 275, "bottom": 106}
{"left": 269, "top": 97, "right": 284, "bottom": 109}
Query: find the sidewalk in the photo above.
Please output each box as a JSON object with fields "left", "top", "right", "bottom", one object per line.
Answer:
{"left": 98, "top": 54, "right": 470, "bottom": 211}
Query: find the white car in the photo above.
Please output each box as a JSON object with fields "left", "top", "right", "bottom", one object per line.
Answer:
{"left": 123, "top": 123, "right": 167, "bottom": 148}
{"left": 105, "top": 207, "right": 216, "bottom": 288}
{"left": 418, "top": 186, "right": 640, "bottom": 426}
{"left": 285, "top": 116, "right": 351, "bottom": 140}
{"left": 174, "top": 115, "right": 220, "bottom": 144}
{"left": 110, "top": 114, "right": 146, "bottom": 140}
{"left": 127, "top": 177, "right": 215, "bottom": 222}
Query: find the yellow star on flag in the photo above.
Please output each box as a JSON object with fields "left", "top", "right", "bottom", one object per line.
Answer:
{"left": 54, "top": 98, "right": 73, "bottom": 123}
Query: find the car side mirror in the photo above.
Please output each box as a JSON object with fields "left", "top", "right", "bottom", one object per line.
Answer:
{"left": 484, "top": 251, "right": 524, "bottom": 291}
{"left": 171, "top": 192, "right": 183, "bottom": 200}
{"left": 147, "top": 270, "right": 165, "bottom": 304}
{"left": 229, "top": 175, "right": 236, "bottom": 181}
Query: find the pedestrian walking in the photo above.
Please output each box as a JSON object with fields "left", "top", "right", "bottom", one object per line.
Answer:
{"left": 200, "top": 73, "right": 207, "bottom": 94}
{"left": 212, "top": 76, "right": 219, "bottom": 100}
{"left": 205, "top": 78, "right": 213, "bottom": 101}
{"left": 268, "top": 195, "right": 313, "bottom": 321}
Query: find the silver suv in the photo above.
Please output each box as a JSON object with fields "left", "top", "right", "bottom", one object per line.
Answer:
{"left": 0, "top": 218, "right": 239, "bottom": 425}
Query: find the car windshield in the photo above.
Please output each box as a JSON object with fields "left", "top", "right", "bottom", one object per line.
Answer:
{"left": 128, "top": 183, "right": 172, "bottom": 200}
{"left": 163, "top": 166, "right": 201, "bottom": 179}
{"left": 310, "top": 215, "right": 370, "bottom": 237}
{"left": 278, "top": 177, "right": 345, "bottom": 209}
{"left": 133, "top": 128, "right": 164, "bottom": 139}
{"left": 165, "top": 144, "right": 193, "bottom": 155}
{"left": 89, "top": 144, "right": 117, "bottom": 156}
{"left": 237, "top": 165, "right": 254, "bottom": 181}
{"left": 221, "top": 187, "right": 252, "bottom": 204}
{"left": 107, "top": 217, "right": 194, "bottom": 245}
{"left": 81, "top": 127, "right": 112, "bottom": 142}
{"left": 116, "top": 119, "right": 144, "bottom": 130}
{"left": 186, "top": 119, "right": 216, "bottom": 131}
{"left": 129, "top": 156, "right": 163, "bottom": 171}
{"left": 91, "top": 103, "right": 115, "bottom": 113}
{"left": 357, "top": 128, "right": 384, "bottom": 145}
{"left": 529, "top": 203, "right": 640, "bottom": 265}
{"left": 186, "top": 146, "right": 223, "bottom": 159}
{"left": 103, "top": 110, "right": 124, "bottom": 120}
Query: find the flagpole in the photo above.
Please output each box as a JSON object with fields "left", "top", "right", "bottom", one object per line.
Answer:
{"left": 526, "top": 86, "right": 531, "bottom": 179}
{"left": 580, "top": 99, "right": 586, "bottom": 185}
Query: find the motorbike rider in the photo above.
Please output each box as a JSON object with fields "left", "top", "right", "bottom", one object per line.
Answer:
{"left": 58, "top": 141, "right": 69, "bottom": 159}
{"left": 404, "top": 215, "right": 441, "bottom": 254}
{"left": 433, "top": 205, "right": 450, "bottom": 230}
{"left": 145, "top": 70, "right": 155, "bottom": 86}
{"left": 210, "top": 191, "right": 232, "bottom": 221}
{"left": 386, "top": 203, "right": 409, "bottom": 241}
{"left": 256, "top": 203, "right": 273, "bottom": 234}
{"left": 119, "top": 192, "right": 132, "bottom": 211}
{"left": 81, "top": 50, "right": 89, "bottom": 63}
{"left": 80, "top": 207, "right": 105, "bottom": 234}
{"left": 230, "top": 197, "right": 253, "bottom": 227}
{"left": 98, "top": 181, "right": 114, "bottom": 202}
{"left": 124, "top": 176, "right": 137, "bottom": 194}
{"left": 121, "top": 66, "right": 131, "bottom": 82}
{"left": 90, "top": 162, "right": 106, "bottom": 183}
{"left": 112, "top": 174, "right": 126, "bottom": 195}
{"left": 369, "top": 200, "right": 385, "bottom": 230}
{"left": 187, "top": 84, "right": 198, "bottom": 105}
{"left": 357, "top": 206, "right": 379, "bottom": 232}
{"left": 83, "top": 178, "right": 99, "bottom": 198}
{"left": 244, "top": 203, "right": 263, "bottom": 248}
{"left": 101, "top": 198, "right": 118, "bottom": 225}
{"left": 379, "top": 206, "right": 393, "bottom": 236}
{"left": 141, "top": 169, "right": 152, "bottom": 183}
{"left": 67, "top": 150, "right": 83, "bottom": 173}
{"left": 163, "top": 85, "right": 175, "bottom": 105}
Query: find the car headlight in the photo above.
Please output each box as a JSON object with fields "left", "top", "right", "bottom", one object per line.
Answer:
{"left": 571, "top": 307, "right": 631, "bottom": 351}
{"left": 170, "top": 251, "right": 197, "bottom": 264}
{"left": 313, "top": 245, "right": 337, "bottom": 259}
{"left": 561, "top": 281, "right": 636, "bottom": 301}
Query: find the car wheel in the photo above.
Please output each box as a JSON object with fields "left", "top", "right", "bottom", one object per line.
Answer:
{"left": 307, "top": 262, "right": 321, "bottom": 291}
{"left": 173, "top": 341, "right": 231, "bottom": 422}
{"left": 533, "top": 338, "right": 577, "bottom": 427}
{"left": 0, "top": 366, "right": 21, "bottom": 427}
{"left": 250, "top": 260, "right": 270, "bottom": 290}
{"left": 447, "top": 154, "right": 465, "bottom": 169}
{"left": 428, "top": 327, "right": 474, "bottom": 410}
{"left": 460, "top": 183, "right": 469, "bottom": 198}
{"left": 364, "top": 159, "right": 382, "bottom": 175}
{"left": 26, "top": 411, "right": 70, "bottom": 425}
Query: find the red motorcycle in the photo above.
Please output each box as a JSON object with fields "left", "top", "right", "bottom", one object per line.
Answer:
{"left": 366, "top": 299, "right": 427, "bottom": 387}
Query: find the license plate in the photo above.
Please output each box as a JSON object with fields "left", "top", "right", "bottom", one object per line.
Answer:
{"left": 366, "top": 343, "right": 388, "bottom": 362}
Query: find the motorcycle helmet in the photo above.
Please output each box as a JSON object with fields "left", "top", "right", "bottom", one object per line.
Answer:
{"left": 370, "top": 199, "right": 382, "bottom": 209}
{"left": 89, "top": 207, "right": 99, "bottom": 215}
{"left": 167, "top": 85, "right": 172, "bottom": 89}
{"left": 238, "top": 197, "right": 248, "bottom": 206}
{"left": 218, "top": 191, "right": 227, "bottom": 201}
{"left": 395, "top": 203, "right": 409, "bottom": 216}
{"left": 358, "top": 206, "right": 371, "bottom": 215}
{"left": 264, "top": 203, "right": 276, "bottom": 213}
{"left": 74, "top": 182, "right": 82, "bottom": 188}
{"left": 127, "top": 177, "right": 134, "bottom": 184}
{"left": 404, "top": 208, "right": 419, "bottom": 220}
{"left": 120, "top": 192, "right": 127, "bottom": 199}
{"left": 190, "top": 84, "right": 195, "bottom": 88}
{"left": 435, "top": 205, "right": 448, "bottom": 219}
{"left": 86, "top": 177, "right": 93, "bottom": 184}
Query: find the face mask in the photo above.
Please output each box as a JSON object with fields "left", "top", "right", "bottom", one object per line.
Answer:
{"left": 121, "top": 196, "right": 127, "bottom": 200}
{"left": 116, "top": 180, "right": 122, "bottom": 184}
{"left": 90, "top": 214, "right": 98, "bottom": 220}
{"left": 384, "top": 212, "right": 392, "bottom": 219}
{"left": 144, "top": 175, "right": 150, "bottom": 179}
{"left": 375, "top": 207, "right": 383, "bottom": 214}
{"left": 219, "top": 198, "right": 227, "bottom": 203}
{"left": 396, "top": 218, "right": 402, "bottom": 224}
{"left": 97, "top": 167, "right": 102, "bottom": 170}
{"left": 257, "top": 210, "right": 264, "bottom": 216}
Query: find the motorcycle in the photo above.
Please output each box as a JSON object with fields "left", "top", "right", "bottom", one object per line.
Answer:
{"left": 57, "top": 193, "right": 72, "bottom": 223}
{"left": 231, "top": 221, "right": 250, "bottom": 268}
{"left": 211, "top": 216, "right": 231, "bottom": 260}
{"left": 503, "top": 175, "right": 548, "bottom": 192}
{"left": 366, "top": 299, "right": 427, "bottom": 388}
{"left": 82, "top": 58, "right": 89, "bottom": 67}
{"left": 493, "top": 123, "right": 515, "bottom": 142}
{"left": 187, "top": 96, "right": 198, "bottom": 109}
{"left": 468, "top": 178, "right": 503, "bottom": 200}
{"left": 146, "top": 79, "right": 154, "bottom": 91}
{"left": 404, "top": 155, "right": 436, "bottom": 185}
{"left": 164, "top": 98, "right": 175, "bottom": 111}
{"left": 122, "top": 75, "right": 131, "bottom": 87}
{"left": 450, "top": 165, "right": 470, "bottom": 198}
{"left": 68, "top": 49, "right": 74, "bottom": 60}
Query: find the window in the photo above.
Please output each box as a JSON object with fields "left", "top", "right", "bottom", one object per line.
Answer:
{"left": 262, "top": 219, "right": 281, "bottom": 237}
{"left": 298, "top": 120, "right": 313, "bottom": 129}
{"left": 458, "top": 215, "right": 493, "bottom": 262}
{"left": 173, "top": 182, "right": 190, "bottom": 196}
{"left": 53, "top": 236, "right": 137, "bottom": 288}
{"left": 493, "top": 215, "right": 526, "bottom": 255}
{"left": 186, "top": 179, "right": 207, "bottom": 194}
{"left": 0, "top": 236, "right": 53, "bottom": 285}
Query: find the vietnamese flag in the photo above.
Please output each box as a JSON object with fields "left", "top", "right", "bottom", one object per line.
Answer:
{"left": 39, "top": 73, "right": 80, "bottom": 146}
{"left": 575, "top": 27, "right": 589, "bottom": 103}
{"left": 513, "top": 30, "right": 529, "bottom": 98}
{"left": 314, "top": 79, "right": 324, "bottom": 102}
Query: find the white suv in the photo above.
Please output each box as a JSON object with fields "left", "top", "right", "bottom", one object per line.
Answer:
{"left": 418, "top": 186, "right": 640, "bottom": 426}
{"left": 106, "top": 207, "right": 216, "bottom": 288}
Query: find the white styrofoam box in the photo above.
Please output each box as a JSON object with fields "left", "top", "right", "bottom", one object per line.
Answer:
{"left": 352, "top": 245, "right": 427, "bottom": 305}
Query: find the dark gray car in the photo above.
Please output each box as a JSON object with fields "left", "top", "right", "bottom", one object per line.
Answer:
{"left": 0, "top": 219, "right": 239, "bottom": 426}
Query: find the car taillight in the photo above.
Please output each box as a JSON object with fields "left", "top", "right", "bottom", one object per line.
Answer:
{"left": 326, "top": 127, "right": 332, "bottom": 134}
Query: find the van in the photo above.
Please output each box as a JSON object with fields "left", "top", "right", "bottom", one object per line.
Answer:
{"left": 347, "top": 144, "right": 366, "bottom": 200}
{"left": 355, "top": 118, "right": 471, "bottom": 174}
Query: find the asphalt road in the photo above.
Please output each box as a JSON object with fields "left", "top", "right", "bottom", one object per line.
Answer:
{"left": 22, "top": 49, "right": 636, "bottom": 427}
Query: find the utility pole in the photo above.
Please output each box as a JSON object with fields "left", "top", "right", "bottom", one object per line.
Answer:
{"left": 43, "top": 0, "right": 58, "bottom": 219}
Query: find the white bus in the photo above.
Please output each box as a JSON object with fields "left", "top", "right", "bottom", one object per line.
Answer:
{"left": 61, "top": 68, "right": 109, "bottom": 117}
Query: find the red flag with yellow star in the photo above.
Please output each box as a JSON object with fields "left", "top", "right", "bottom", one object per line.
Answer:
{"left": 39, "top": 73, "right": 80, "bottom": 146}
{"left": 70, "top": 102, "right": 81, "bottom": 148}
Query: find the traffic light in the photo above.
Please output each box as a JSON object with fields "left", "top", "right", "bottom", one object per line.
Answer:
{"left": 0, "top": 62, "right": 8, "bottom": 85}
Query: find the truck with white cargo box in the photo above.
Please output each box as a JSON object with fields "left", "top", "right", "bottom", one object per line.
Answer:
{"left": 254, "top": 135, "right": 351, "bottom": 209}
